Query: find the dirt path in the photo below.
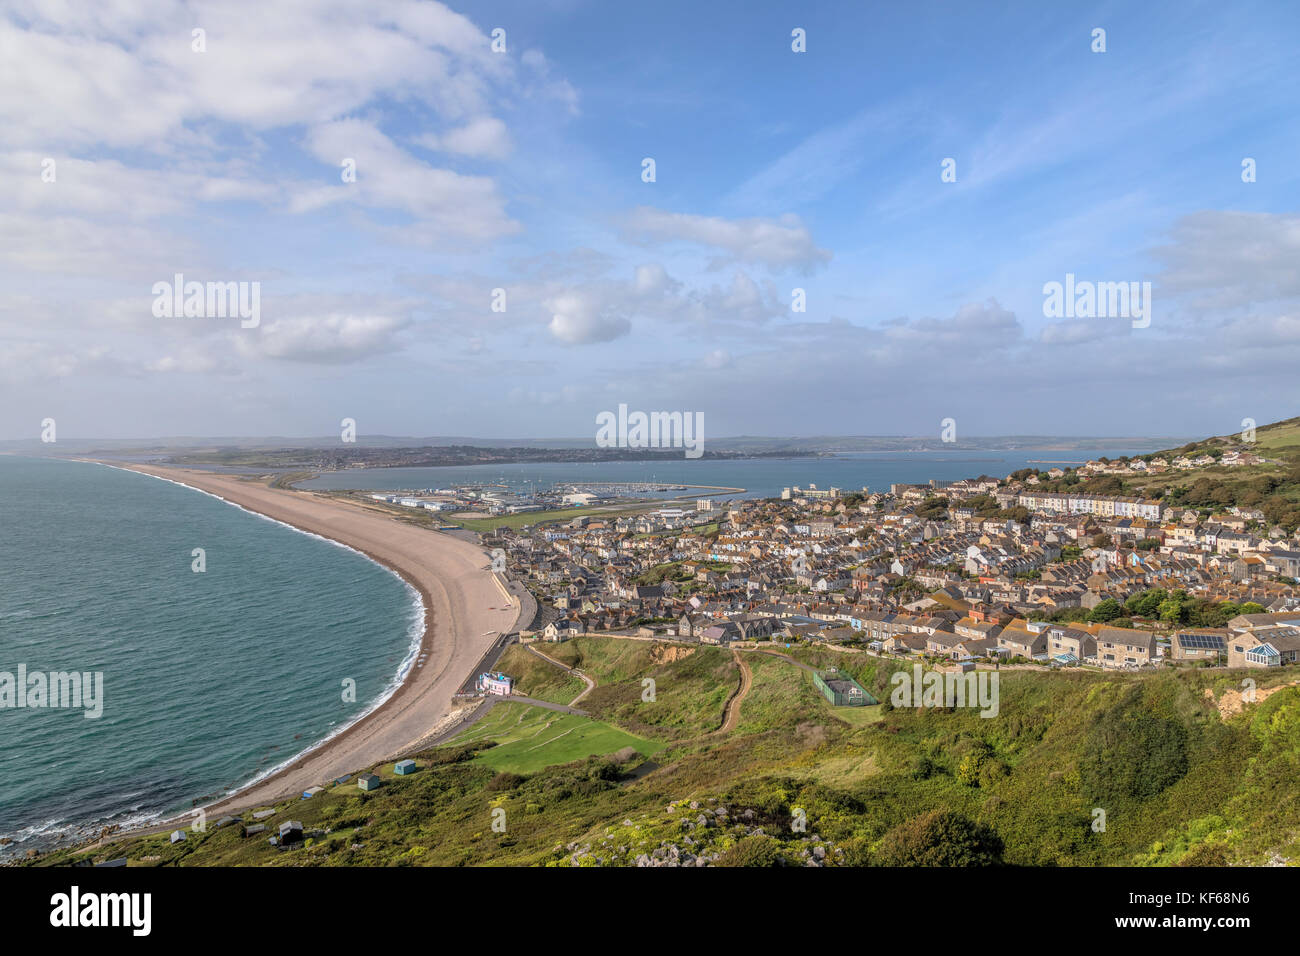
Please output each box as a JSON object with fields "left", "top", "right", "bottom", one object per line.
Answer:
{"left": 706, "top": 648, "right": 752, "bottom": 737}
{"left": 523, "top": 643, "right": 596, "bottom": 707}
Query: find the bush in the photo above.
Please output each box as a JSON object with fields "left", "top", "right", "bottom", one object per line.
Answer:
{"left": 909, "top": 755, "right": 937, "bottom": 780}
{"left": 715, "top": 834, "right": 783, "bottom": 867}
{"left": 876, "top": 810, "right": 1004, "bottom": 866}
{"left": 486, "top": 771, "right": 526, "bottom": 792}
{"left": 1080, "top": 709, "right": 1188, "bottom": 804}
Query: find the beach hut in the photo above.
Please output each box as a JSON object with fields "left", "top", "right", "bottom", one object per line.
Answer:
{"left": 252, "top": 809, "right": 275, "bottom": 820}
{"left": 94, "top": 858, "right": 128, "bottom": 868}
{"left": 169, "top": 830, "right": 186, "bottom": 844}
{"left": 242, "top": 824, "right": 266, "bottom": 838}
{"left": 215, "top": 816, "right": 238, "bottom": 829}
{"left": 358, "top": 773, "right": 381, "bottom": 792}
{"left": 302, "top": 786, "right": 324, "bottom": 799}
{"left": 278, "top": 821, "right": 304, "bottom": 844}
{"left": 334, "top": 774, "right": 351, "bottom": 785}
{"left": 394, "top": 759, "right": 417, "bottom": 776}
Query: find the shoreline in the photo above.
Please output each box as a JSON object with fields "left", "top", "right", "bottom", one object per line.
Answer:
{"left": 74, "top": 462, "right": 523, "bottom": 846}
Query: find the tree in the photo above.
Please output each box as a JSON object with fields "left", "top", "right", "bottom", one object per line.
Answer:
{"left": 1124, "top": 588, "right": 1167, "bottom": 618}
{"left": 1088, "top": 598, "right": 1123, "bottom": 623}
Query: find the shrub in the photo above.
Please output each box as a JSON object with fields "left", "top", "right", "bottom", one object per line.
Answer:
{"left": 876, "top": 810, "right": 1004, "bottom": 866}
{"left": 715, "top": 834, "right": 783, "bottom": 867}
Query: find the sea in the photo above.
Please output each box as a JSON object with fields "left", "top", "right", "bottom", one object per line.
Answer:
{"left": 0, "top": 456, "right": 421, "bottom": 858}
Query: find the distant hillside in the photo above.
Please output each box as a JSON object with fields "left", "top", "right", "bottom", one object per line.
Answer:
{"left": 1018, "top": 415, "right": 1300, "bottom": 532}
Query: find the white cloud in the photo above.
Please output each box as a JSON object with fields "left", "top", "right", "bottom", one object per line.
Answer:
{"left": 622, "top": 206, "right": 831, "bottom": 272}
{"left": 414, "top": 116, "right": 513, "bottom": 160}
{"left": 234, "top": 313, "right": 409, "bottom": 363}
{"left": 546, "top": 292, "right": 631, "bottom": 345}
{"left": 297, "top": 119, "right": 518, "bottom": 241}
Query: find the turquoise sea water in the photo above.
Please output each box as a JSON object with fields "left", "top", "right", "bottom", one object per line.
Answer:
{"left": 0, "top": 457, "right": 420, "bottom": 856}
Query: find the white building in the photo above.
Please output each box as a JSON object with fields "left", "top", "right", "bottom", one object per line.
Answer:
{"left": 476, "top": 671, "right": 514, "bottom": 696}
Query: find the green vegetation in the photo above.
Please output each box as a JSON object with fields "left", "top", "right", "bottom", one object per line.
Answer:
{"left": 34, "top": 637, "right": 1300, "bottom": 868}
{"left": 452, "top": 702, "right": 662, "bottom": 775}
{"left": 494, "top": 645, "right": 586, "bottom": 705}
{"left": 633, "top": 560, "right": 731, "bottom": 586}
{"left": 547, "top": 638, "right": 738, "bottom": 740}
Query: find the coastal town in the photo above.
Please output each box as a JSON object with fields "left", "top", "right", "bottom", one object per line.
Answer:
{"left": 431, "top": 452, "right": 1300, "bottom": 674}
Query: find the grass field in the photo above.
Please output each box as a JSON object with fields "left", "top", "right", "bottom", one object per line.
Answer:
{"left": 450, "top": 701, "right": 663, "bottom": 774}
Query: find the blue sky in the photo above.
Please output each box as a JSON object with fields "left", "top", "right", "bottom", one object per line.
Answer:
{"left": 2, "top": 0, "right": 1299, "bottom": 441}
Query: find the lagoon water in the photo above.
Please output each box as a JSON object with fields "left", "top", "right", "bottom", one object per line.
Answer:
{"left": 0, "top": 457, "right": 420, "bottom": 856}
{"left": 299, "top": 448, "right": 1155, "bottom": 498}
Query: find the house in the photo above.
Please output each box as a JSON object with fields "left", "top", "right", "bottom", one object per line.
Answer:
{"left": 881, "top": 632, "right": 928, "bottom": 655}
{"left": 1227, "top": 626, "right": 1300, "bottom": 668}
{"left": 925, "top": 631, "right": 966, "bottom": 655}
{"left": 996, "top": 626, "right": 1047, "bottom": 659}
{"left": 543, "top": 619, "right": 585, "bottom": 642}
{"left": 1095, "top": 627, "right": 1155, "bottom": 668}
{"left": 1045, "top": 625, "right": 1095, "bottom": 661}
{"left": 1170, "top": 628, "right": 1229, "bottom": 663}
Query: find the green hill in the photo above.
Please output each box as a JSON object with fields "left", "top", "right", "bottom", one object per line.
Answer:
{"left": 31, "top": 638, "right": 1300, "bottom": 868}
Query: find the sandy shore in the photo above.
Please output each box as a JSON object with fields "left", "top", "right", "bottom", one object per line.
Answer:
{"left": 109, "top": 463, "right": 522, "bottom": 825}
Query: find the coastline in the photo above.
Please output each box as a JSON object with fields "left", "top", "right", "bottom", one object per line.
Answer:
{"left": 89, "top": 462, "right": 523, "bottom": 839}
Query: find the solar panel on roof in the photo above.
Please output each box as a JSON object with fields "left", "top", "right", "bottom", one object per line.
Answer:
{"left": 1178, "top": 633, "right": 1226, "bottom": 650}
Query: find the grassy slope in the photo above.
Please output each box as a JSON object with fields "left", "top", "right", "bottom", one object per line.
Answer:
{"left": 457, "top": 702, "right": 662, "bottom": 775}
{"left": 493, "top": 646, "right": 586, "bottom": 705}
{"left": 35, "top": 636, "right": 1300, "bottom": 868}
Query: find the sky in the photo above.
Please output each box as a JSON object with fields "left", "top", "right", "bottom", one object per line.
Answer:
{"left": 2, "top": 0, "right": 1298, "bottom": 442}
